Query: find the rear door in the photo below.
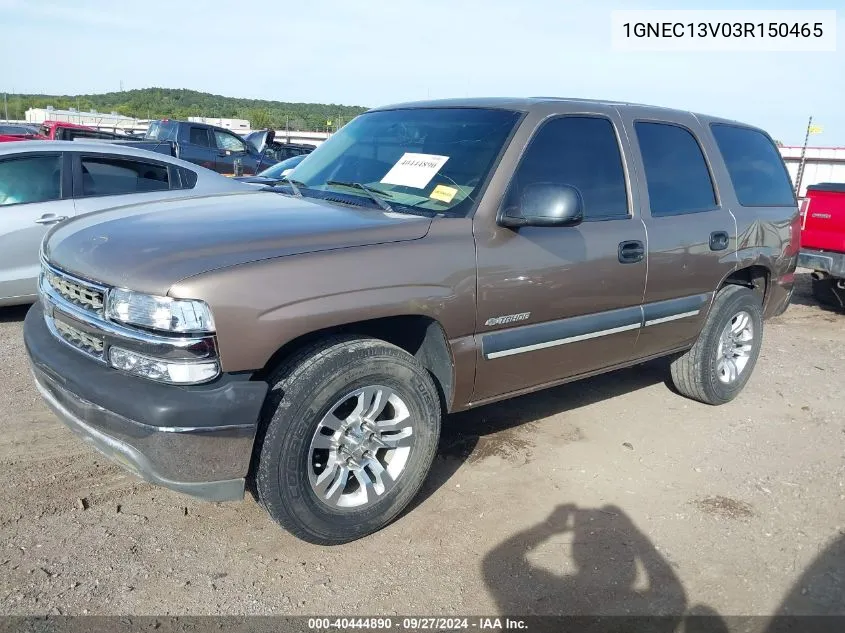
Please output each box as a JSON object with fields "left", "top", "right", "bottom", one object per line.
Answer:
{"left": 618, "top": 109, "right": 738, "bottom": 358}
{"left": 181, "top": 126, "right": 218, "bottom": 172}
{"left": 0, "top": 152, "right": 75, "bottom": 301}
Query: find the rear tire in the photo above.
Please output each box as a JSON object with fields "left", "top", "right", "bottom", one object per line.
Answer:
{"left": 255, "top": 336, "right": 441, "bottom": 545}
{"left": 670, "top": 285, "right": 763, "bottom": 405}
{"left": 811, "top": 277, "right": 845, "bottom": 310}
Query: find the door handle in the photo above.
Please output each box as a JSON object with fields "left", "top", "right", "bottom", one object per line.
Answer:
{"left": 618, "top": 240, "right": 645, "bottom": 264}
{"left": 709, "top": 231, "right": 729, "bottom": 251}
{"left": 34, "top": 215, "right": 67, "bottom": 225}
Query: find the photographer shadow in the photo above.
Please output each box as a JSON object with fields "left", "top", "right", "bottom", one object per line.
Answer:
{"left": 481, "top": 503, "right": 730, "bottom": 633}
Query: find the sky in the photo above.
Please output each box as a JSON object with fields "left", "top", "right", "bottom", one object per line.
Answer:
{"left": 0, "top": 0, "right": 842, "bottom": 146}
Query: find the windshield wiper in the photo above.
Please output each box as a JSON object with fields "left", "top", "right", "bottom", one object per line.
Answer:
{"left": 278, "top": 176, "right": 307, "bottom": 197}
{"left": 325, "top": 180, "right": 394, "bottom": 213}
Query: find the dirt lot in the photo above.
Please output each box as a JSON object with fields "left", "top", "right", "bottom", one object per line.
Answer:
{"left": 0, "top": 272, "right": 843, "bottom": 619}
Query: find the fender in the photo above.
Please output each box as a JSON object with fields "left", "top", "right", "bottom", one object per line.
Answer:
{"left": 168, "top": 218, "right": 479, "bottom": 374}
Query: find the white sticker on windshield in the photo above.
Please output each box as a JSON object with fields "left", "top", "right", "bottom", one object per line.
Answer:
{"left": 380, "top": 153, "right": 449, "bottom": 189}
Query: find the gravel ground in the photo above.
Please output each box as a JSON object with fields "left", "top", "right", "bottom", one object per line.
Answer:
{"left": 0, "top": 271, "right": 843, "bottom": 619}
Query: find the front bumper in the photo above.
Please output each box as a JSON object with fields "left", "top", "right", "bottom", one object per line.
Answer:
{"left": 24, "top": 303, "right": 268, "bottom": 502}
{"left": 798, "top": 248, "right": 845, "bottom": 278}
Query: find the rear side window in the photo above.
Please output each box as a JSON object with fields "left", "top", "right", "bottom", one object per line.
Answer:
{"left": 505, "top": 116, "right": 629, "bottom": 221}
{"left": 189, "top": 127, "right": 211, "bottom": 147}
{"left": 80, "top": 156, "right": 170, "bottom": 196}
{"left": 635, "top": 122, "right": 717, "bottom": 217}
{"left": 175, "top": 167, "right": 198, "bottom": 189}
{"left": 0, "top": 155, "right": 62, "bottom": 206}
{"left": 710, "top": 124, "right": 795, "bottom": 207}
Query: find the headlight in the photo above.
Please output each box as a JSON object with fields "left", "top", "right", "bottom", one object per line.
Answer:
{"left": 106, "top": 289, "right": 215, "bottom": 333}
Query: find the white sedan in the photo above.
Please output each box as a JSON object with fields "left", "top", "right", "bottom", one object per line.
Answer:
{"left": 0, "top": 140, "right": 258, "bottom": 306}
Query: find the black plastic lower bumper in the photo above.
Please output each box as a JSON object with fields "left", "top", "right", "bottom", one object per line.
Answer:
{"left": 24, "top": 303, "right": 268, "bottom": 501}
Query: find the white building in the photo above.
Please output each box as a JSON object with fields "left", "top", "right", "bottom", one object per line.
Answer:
{"left": 778, "top": 146, "right": 845, "bottom": 197}
{"left": 188, "top": 116, "right": 250, "bottom": 132}
{"left": 25, "top": 106, "right": 141, "bottom": 130}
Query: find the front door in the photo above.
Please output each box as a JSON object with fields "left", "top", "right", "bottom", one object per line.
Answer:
{"left": 0, "top": 151, "right": 74, "bottom": 302}
{"left": 211, "top": 129, "right": 254, "bottom": 175}
{"left": 472, "top": 113, "right": 647, "bottom": 402}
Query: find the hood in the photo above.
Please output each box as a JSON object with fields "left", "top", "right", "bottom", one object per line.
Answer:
{"left": 43, "top": 190, "right": 433, "bottom": 296}
{"left": 244, "top": 129, "right": 275, "bottom": 154}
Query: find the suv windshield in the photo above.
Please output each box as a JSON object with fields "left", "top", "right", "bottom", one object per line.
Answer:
{"left": 290, "top": 107, "right": 521, "bottom": 216}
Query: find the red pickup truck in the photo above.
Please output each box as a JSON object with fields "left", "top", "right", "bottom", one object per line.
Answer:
{"left": 798, "top": 182, "right": 845, "bottom": 309}
{"left": 0, "top": 121, "right": 128, "bottom": 143}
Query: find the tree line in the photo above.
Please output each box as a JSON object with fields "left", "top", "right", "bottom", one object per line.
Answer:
{"left": 3, "top": 88, "right": 370, "bottom": 132}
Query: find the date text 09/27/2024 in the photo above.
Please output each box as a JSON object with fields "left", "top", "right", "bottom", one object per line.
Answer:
{"left": 307, "top": 617, "right": 528, "bottom": 631}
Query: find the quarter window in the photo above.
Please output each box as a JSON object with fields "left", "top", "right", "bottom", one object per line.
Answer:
{"left": 0, "top": 155, "right": 62, "bottom": 206}
{"left": 635, "top": 122, "right": 717, "bottom": 216}
{"left": 80, "top": 156, "right": 170, "bottom": 196}
{"left": 710, "top": 124, "right": 795, "bottom": 207}
{"left": 504, "top": 116, "right": 629, "bottom": 221}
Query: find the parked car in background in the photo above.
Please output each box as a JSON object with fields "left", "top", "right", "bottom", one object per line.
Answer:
{"left": 0, "top": 123, "right": 43, "bottom": 139}
{"left": 144, "top": 119, "right": 279, "bottom": 176}
{"left": 0, "top": 124, "right": 47, "bottom": 142}
{"left": 233, "top": 153, "right": 308, "bottom": 185}
{"left": 798, "top": 182, "right": 845, "bottom": 309}
{"left": 243, "top": 129, "right": 315, "bottom": 163}
{"left": 38, "top": 121, "right": 126, "bottom": 141}
{"left": 0, "top": 140, "right": 255, "bottom": 306}
{"left": 0, "top": 134, "right": 43, "bottom": 143}
{"left": 25, "top": 97, "right": 799, "bottom": 545}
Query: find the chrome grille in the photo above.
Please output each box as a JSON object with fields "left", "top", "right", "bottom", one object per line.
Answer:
{"left": 43, "top": 267, "right": 105, "bottom": 316}
{"left": 52, "top": 318, "right": 105, "bottom": 359}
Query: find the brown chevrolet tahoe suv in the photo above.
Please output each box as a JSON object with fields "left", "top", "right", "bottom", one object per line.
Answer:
{"left": 24, "top": 98, "right": 799, "bottom": 545}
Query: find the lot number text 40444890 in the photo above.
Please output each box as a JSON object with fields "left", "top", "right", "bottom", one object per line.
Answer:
{"left": 307, "top": 617, "right": 529, "bottom": 630}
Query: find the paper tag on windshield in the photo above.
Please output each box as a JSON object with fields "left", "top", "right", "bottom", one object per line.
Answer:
{"left": 380, "top": 153, "right": 449, "bottom": 189}
{"left": 281, "top": 168, "right": 293, "bottom": 176}
{"left": 429, "top": 184, "right": 458, "bottom": 203}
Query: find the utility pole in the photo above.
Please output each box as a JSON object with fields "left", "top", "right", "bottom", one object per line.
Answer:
{"left": 3, "top": 93, "right": 8, "bottom": 122}
{"left": 795, "top": 116, "right": 813, "bottom": 198}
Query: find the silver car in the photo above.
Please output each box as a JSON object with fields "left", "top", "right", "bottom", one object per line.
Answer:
{"left": 0, "top": 140, "right": 255, "bottom": 306}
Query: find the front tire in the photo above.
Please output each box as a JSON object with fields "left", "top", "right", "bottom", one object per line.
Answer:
{"left": 255, "top": 336, "right": 441, "bottom": 545}
{"left": 670, "top": 285, "right": 763, "bottom": 405}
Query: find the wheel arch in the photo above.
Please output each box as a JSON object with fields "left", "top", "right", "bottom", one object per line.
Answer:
{"left": 718, "top": 264, "right": 770, "bottom": 307}
{"left": 252, "top": 315, "right": 455, "bottom": 414}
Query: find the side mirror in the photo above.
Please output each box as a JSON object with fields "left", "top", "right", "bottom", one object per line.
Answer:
{"left": 499, "top": 183, "right": 584, "bottom": 228}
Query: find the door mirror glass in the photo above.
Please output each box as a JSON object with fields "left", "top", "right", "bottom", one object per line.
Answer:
{"left": 500, "top": 183, "right": 584, "bottom": 227}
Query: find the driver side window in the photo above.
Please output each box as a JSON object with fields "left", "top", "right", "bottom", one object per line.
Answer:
{"left": 504, "top": 116, "right": 630, "bottom": 221}
{"left": 214, "top": 131, "right": 246, "bottom": 153}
